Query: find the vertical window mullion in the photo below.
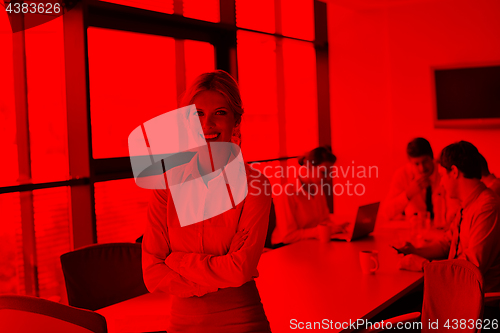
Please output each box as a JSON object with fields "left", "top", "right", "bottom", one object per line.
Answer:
{"left": 275, "top": 37, "right": 287, "bottom": 158}
{"left": 174, "top": 0, "right": 183, "bottom": 15}
{"left": 175, "top": 39, "right": 187, "bottom": 105}
{"left": 220, "top": 0, "right": 236, "bottom": 25}
{"left": 274, "top": 0, "right": 287, "bottom": 157}
{"left": 314, "top": 0, "right": 333, "bottom": 213}
{"left": 64, "top": 2, "right": 97, "bottom": 249}
{"left": 12, "top": 14, "right": 39, "bottom": 296}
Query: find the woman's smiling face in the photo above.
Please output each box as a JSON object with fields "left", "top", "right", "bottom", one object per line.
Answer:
{"left": 192, "top": 90, "right": 236, "bottom": 143}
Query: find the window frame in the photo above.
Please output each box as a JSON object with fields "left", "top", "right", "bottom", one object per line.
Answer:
{"left": 2, "top": 0, "right": 330, "bottom": 296}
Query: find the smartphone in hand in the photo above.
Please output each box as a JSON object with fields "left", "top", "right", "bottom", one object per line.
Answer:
{"left": 392, "top": 245, "right": 405, "bottom": 255}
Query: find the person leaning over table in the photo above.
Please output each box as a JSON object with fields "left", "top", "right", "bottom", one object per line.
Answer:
{"left": 141, "top": 70, "right": 272, "bottom": 333}
{"left": 271, "top": 146, "right": 346, "bottom": 247}
{"left": 479, "top": 152, "right": 500, "bottom": 197}
{"left": 395, "top": 141, "right": 500, "bottom": 295}
{"left": 381, "top": 137, "right": 459, "bottom": 226}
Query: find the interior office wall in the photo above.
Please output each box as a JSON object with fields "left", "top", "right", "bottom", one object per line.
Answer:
{"left": 327, "top": 0, "right": 500, "bottom": 217}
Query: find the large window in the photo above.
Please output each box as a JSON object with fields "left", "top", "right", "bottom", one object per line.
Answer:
{"left": 0, "top": 0, "right": 329, "bottom": 300}
{"left": 0, "top": 13, "right": 18, "bottom": 188}
{"left": 0, "top": 192, "right": 23, "bottom": 295}
{"left": 1, "top": 14, "right": 72, "bottom": 302}
{"left": 237, "top": 30, "right": 318, "bottom": 160}
{"left": 94, "top": 178, "right": 150, "bottom": 243}
{"left": 88, "top": 28, "right": 215, "bottom": 159}
{"left": 24, "top": 19, "right": 69, "bottom": 184}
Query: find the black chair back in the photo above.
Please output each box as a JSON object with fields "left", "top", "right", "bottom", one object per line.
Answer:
{"left": 60, "top": 242, "right": 148, "bottom": 311}
{"left": 421, "top": 259, "right": 484, "bottom": 333}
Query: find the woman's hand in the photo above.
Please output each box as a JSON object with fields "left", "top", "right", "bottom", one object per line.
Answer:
{"left": 393, "top": 241, "right": 416, "bottom": 255}
{"left": 320, "top": 218, "right": 349, "bottom": 235}
{"left": 399, "top": 254, "right": 429, "bottom": 272}
{"left": 331, "top": 222, "right": 349, "bottom": 234}
{"left": 228, "top": 228, "right": 249, "bottom": 254}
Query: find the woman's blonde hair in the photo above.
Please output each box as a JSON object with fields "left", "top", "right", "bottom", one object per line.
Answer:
{"left": 181, "top": 70, "right": 244, "bottom": 146}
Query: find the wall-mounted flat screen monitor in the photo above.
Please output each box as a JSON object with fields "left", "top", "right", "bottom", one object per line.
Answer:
{"left": 433, "top": 65, "right": 500, "bottom": 128}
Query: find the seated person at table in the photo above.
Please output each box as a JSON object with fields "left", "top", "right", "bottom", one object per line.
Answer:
{"left": 271, "top": 146, "right": 344, "bottom": 246}
{"left": 396, "top": 141, "right": 500, "bottom": 293}
{"left": 381, "top": 137, "right": 457, "bottom": 225}
{"left": 479, "top": 152, "right": 500, "bottom": 197}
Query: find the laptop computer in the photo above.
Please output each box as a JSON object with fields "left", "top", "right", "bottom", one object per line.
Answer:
{"left": 331, "top": 202, "right": 380, "bottom": 242}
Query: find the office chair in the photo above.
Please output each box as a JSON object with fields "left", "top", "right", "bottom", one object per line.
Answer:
{"left": 60, "top": 242, "right": 149, "bottom": 311}
{"left": 362, "top": 259, "right": 500, "bottom": 333}
{"left": 0, "top": 294, "right": 107, "bottom": 333}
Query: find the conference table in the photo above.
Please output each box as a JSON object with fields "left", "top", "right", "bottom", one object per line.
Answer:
{"left": 97, "top": 224, "right": 424, "bottom": 333}
{"left": 256, "top": 225, "right": 424, "bottom": 332}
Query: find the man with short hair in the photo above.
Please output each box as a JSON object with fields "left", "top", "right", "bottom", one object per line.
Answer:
{"left": 382, "top": 137, "right": 456, "bottom": 224}
{"left": 479, "top": 153, "right": 500, "bottom": 197}
{"left": 398, "top": 141, "right": 500, "bottom": 293}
